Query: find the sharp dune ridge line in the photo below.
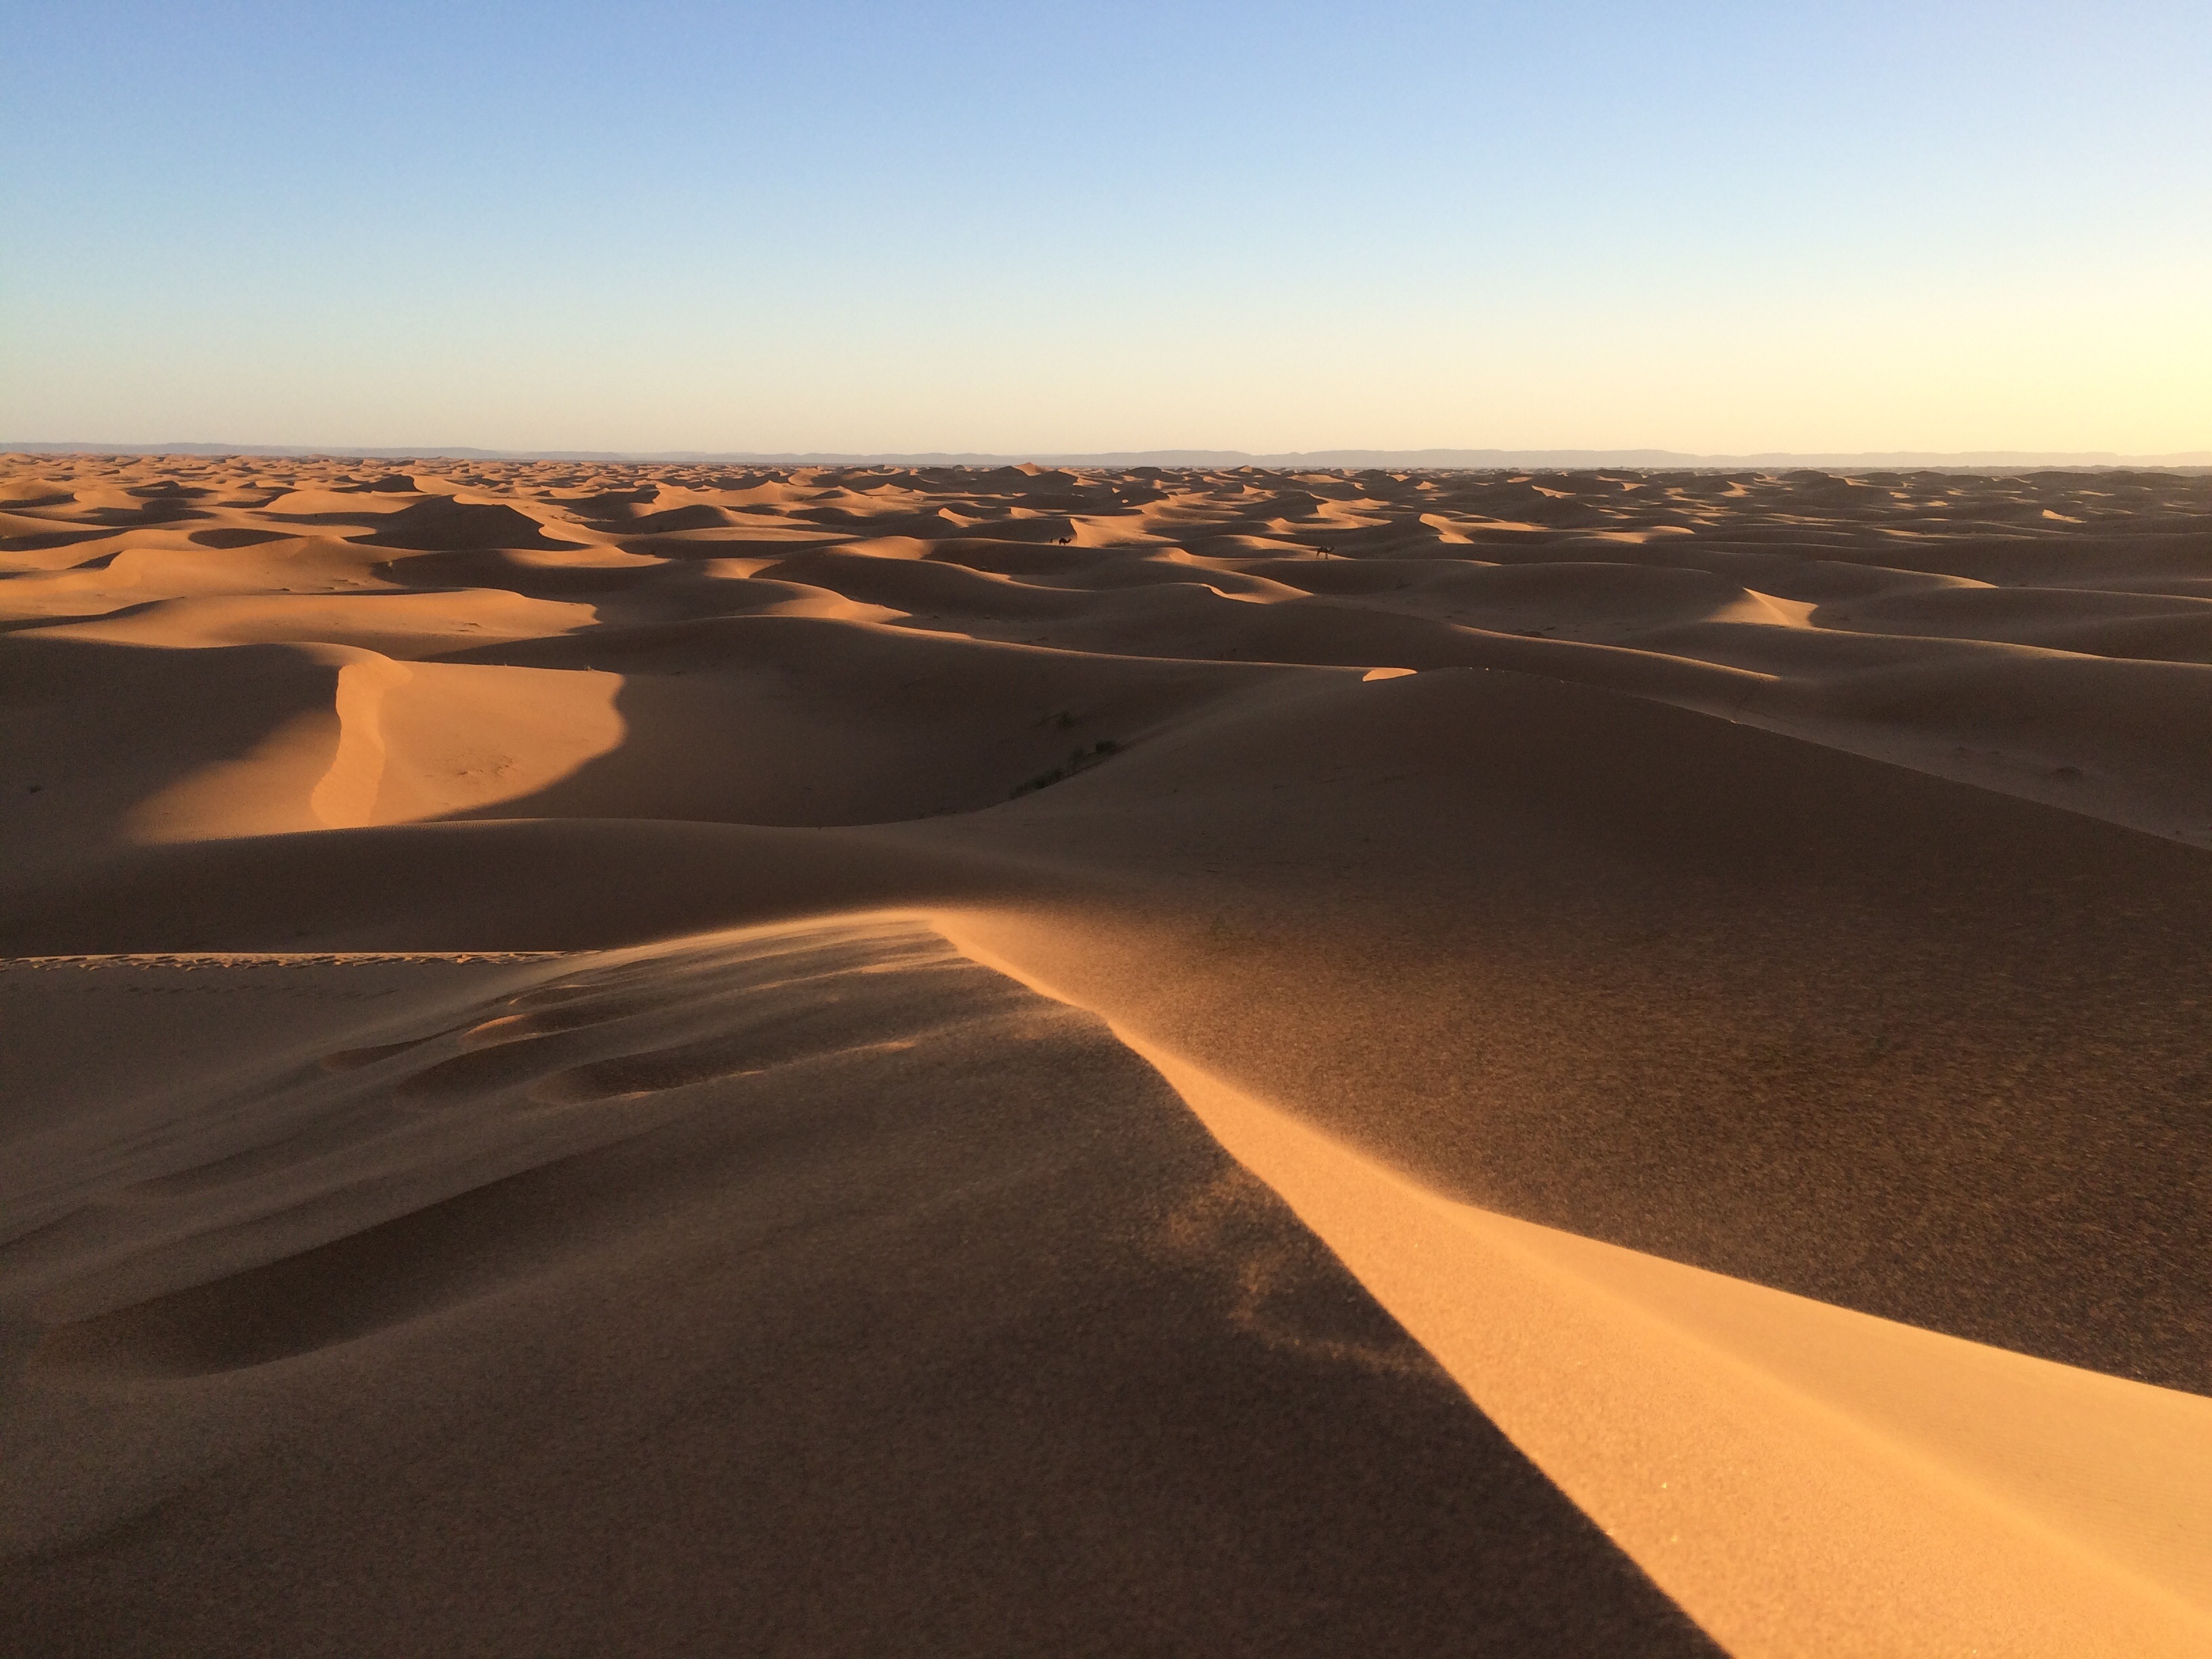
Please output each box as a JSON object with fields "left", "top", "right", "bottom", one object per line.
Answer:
{"left": 5, "top": 455, "right": 2211, "bottom": 1656}
{"left": 948, "top": 920, "right": 2212, "bottom": 1656}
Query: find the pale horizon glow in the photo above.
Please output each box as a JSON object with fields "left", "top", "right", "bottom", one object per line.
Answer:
{"left": 3, "top": 1, "right": 2207, "bottom": 457}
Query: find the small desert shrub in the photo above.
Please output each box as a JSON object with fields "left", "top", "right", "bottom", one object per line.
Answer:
{"left": 1011, "top": 738, "right": 1122, "bottom": 798}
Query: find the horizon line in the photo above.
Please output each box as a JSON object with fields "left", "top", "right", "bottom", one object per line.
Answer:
{"left": 7, "top": 441, "right": 2211, "bottom": 472}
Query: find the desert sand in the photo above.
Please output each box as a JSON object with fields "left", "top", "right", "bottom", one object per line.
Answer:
{"left": 4, "top": 455, "right": 2211, "bottom": 1655}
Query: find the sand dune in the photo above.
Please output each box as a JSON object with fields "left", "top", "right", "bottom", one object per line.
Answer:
{"left": 0, "top": 928, "right": 1717, "bottom": 1658}
{"left": 4, "top": 454, "right": 2211, "bottom": 1654}
{"left": 955, "top": 935, "right": 2212, "bottom": 1656}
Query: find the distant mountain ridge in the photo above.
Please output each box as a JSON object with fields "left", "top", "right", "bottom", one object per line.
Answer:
{"left": 7, "top": 441, "right": 2210, "bottom": 470}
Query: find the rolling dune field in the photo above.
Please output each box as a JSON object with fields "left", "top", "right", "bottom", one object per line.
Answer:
{"left": 5, "top": 454, "right": 2211, "bottom": 1656}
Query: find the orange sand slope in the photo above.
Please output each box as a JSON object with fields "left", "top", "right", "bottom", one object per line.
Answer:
{"left": 5, "top": 455, "right": 2212, "bottom": 1656}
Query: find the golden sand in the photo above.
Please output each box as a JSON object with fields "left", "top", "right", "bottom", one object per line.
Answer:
{"left": 5, "top": 455, "right": 2211, "bottom": 1654}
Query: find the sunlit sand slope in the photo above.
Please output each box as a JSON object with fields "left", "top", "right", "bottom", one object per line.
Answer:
{"left": 5, "top": 453, "right": 2211, "bottom": 1654}
{"left": 951, "top": 937, "right": 2212, "bottom": 1657}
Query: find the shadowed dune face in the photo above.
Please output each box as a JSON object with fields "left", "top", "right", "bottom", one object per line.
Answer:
{"left": 7, "top": 454, "right": 2212, "bottom": 1654}
{"left": 0, "top": 925, "right": 1717, "bottom": 1658}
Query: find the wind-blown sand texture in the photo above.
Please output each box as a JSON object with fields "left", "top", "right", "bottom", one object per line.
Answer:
{"left": 5, "top": 455, "right": 2211, "bottom": 1656}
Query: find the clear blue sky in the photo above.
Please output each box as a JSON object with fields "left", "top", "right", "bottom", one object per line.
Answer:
{"left": 4, "top": 1, "right": 2207, "bottom": 454}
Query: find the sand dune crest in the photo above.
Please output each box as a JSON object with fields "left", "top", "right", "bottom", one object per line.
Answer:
{"left": 1073, "top": 1015, "right": 2212, "bottom": 1657}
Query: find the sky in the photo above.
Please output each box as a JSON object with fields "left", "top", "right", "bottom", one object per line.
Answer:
{"left": 3, "top": 0, "right": 2207, "bottom": 456}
